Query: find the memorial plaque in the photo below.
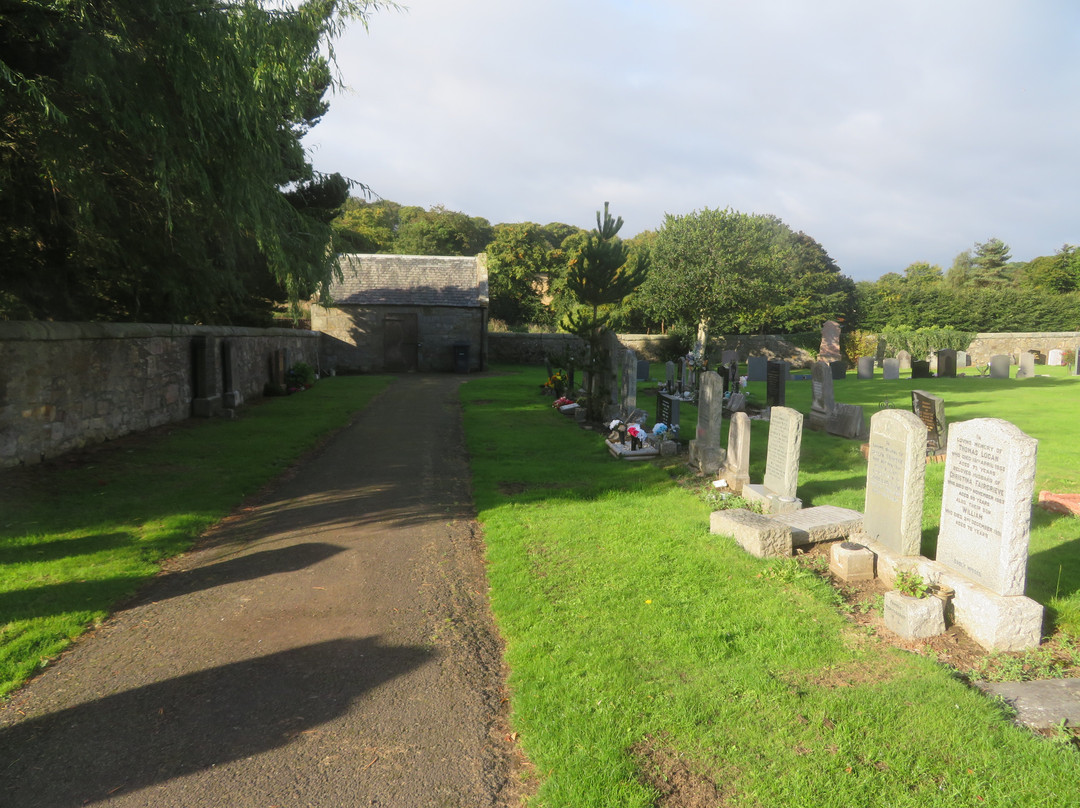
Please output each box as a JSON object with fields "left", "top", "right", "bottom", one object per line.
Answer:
{"left": 911, "top": 389, "right": 947, "bottom": 454}
{"left": 766, "top": 361, "right": 786, "bottom": 407}
{"left": 763, "top": 406, "right": 803, "bottom": 498}
{"left": 656, "top": 391, "right": 681, "bottom": 430}
{"left": 989, "top": 355, "right": 1010, "bottom": 379}
{"left": 863, "top": 409, "right": 926, "bottom": 556}
{"left": 936, "top": 419, "right": 1038, "bottom": 596}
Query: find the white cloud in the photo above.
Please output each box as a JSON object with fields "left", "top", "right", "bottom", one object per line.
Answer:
{"left": 305, "top": 0, "right": 1080, "bottom": 279}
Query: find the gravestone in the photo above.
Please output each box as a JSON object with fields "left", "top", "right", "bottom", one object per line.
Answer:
{"left": 655, "top": 391, "right": 681, "bottom": 431}
{"left": 897, "top": 350, "right": 912, "bottom": 371}
{"left": 721, "top": 349, "right": 739, "bottom": 366}
{"left": 936, "top": 419, "right": 1038, "bottom": 597}
{"left": 681, "top": 358, "right": 692, "bottom": 391}
{"left": 809, "top": 361, "right": 834, "bottom": 430}
{"left": 719, "top": 411, "right": 751, "bottom": 493}
{"left": 743, "top": 406, "right": 803, "bottom": 513}
{"left": 1031, "top": 350, "right": 1046, "bottom": 365}
{"left": 936, "top": 349, "right": 957, "bottom": 378}
{"left": 763, "top": 409, "right": 803, "bottom": 495}
{"left": 989, "top": 354, "right": 1011, "bottom": 379}
{"left": 1048, "top": 348, "right": 1064, "bottom": 366}
{"left": 862, "top": 409, "right": 927, "bottom": 556}
{"left": 910, "top": 360, "right": 931, "bottom": 379}
{"left": 192, "top": 335, "right": 223, "bottom": 417}
{"left": 620, "top": 350, "right": 638, "bottom": 415}
{"left": 727, "top": 359, "right": 738, "bottom": 388}
{"left": 875, "top": 337, "right": 887, "bottom": 364}
{"left": 911, "top": 389, "right": 948, "bottom": 455}
{"left": 717, "top": 365, "right": 730, "bottom": 398}
{"left": 728, "top": 392, "right": 747, "bottom": 412}
{"left": 689, "top": 371, "right": 726, "bottom": 474}
{"left": 748, "top": 356, "right": 768, "bottom": 382}
{"left": 882, "top": 358, "right": 900, "bottom": 381}
{"left": 637, "top": 359, "right": 651, "bottom": 380}
{"left": 1074, "top": 345, "right": 1080, "bottom": 375}
{"left": 819, "top": 320, "right": 842, "bottom": 363}
{"left": 665, "top": 361, "right": 676, "bottom": 390}
{"left": 221, "top": 340, "right": 242, "bottom": 409}
{"left": 857, "top": 357, "right": 875, "bottom": 380}
{"left": 826, "top": 403, "right": 869, "bottom": 441}
{"left": 766, "top": 361, "right": 786, "bottom": 407}
{"left": 1016, "top": 352, "right": 1035, "bottom": 379}
{"left": 956, "top": 350, "right": 969, "bottom": 368}
{"left": 830, "top": 360, "right": 846, "bottom": 380}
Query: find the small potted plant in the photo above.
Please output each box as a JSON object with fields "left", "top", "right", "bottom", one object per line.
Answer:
{"left": 884, "top": 569, "right": 945, "bottom": 639}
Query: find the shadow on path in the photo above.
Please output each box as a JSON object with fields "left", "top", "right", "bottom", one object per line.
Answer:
{"left": 0, "top": 637, "right": 432, "bottom": 807}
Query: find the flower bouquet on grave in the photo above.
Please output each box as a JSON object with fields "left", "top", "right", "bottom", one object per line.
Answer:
{"left": 544, "top": 370, "right": 568, "bottom": 397}
{"left": 552, "top": 396, "right": 575, "bottom": 408}
{"left": 627, "top": 423, "right": 646, "bottom": 451}
{"left": 607, "top": 419, "right": 626, "bottom": 443}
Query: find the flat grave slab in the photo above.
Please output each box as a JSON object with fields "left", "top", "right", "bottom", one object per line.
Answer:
{"left": 977, "top": 679, "right": 1080, "bottom": 729}
{"left": 606, "top": 440, "right": 659, "bottom": 461}
{"left": 772, "top": 505, "right": 863, "bottom": 547}
{"left": 710, "top": 508, "right": 793, "bottom": 558}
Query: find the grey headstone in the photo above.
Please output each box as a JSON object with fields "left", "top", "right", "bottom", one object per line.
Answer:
{"left": 856, "top": 356, "right": 875, "bottom": 380}
{"left": 721, "top": 412, "right": 751, "bottom": 493}
{"left": 989, "top": 354, "right": 1011, "bottom": 379}
{"left": 1074, "top": 345, "right": 1080, "bottom": 376}
{"left": 826, "top": 402, "right": 868, "bottom": 441}
{"left": 936, "top": 418, "right": 1038, "bottom": 597}
{"left": 655, "top": 391, "right": 681, "bottom": 431}
{"left": 620, "top": 349, "right": 637, "bottom": 414}
{"left": 1016, "top": 352, "right": 1035, "bottom": 379}
{"left": 665, "top": 360, "right": 676, "bottom": 389}
{"left": 721, "top": 349, "right": 739, "bottom": 365}
{"left": 637, "top": 359, "right": 651, "bottom": 380}
{"left": 863, "top": 409, "right": 927, "bottom": 556}
{"left": 911, "top": 390, "right": 947, "bottom": 454}
{"left": 819, "top": 320, "right": 842, "bottom": 363}
{"left": 748, "top": 356, "right": 768, "bottom": 382}
{"left": 956, "top": 350, "right": 969, "bottom": 368}
{"left": 728, "top": 392, "right": 746, "bottom": 412}
{"left": 897, "top": 350, "right": 912, "bottom": 371}
{"left": 830, "top": 360, "right": 846, "bottom": 380}
{"left": 936, "top": 349, "right": 957, "bottom": 378}
{"left": 882, "top": 358, "right": 900, "bottom": 381}
{"left": 763, "top": 406, "right": 803, "bottom": 499}
{"left": 689, "top": 371, "right": 726, "bottom": 474}
{"left": 809, "top": 361, "right": 834, "bottom": 430}
{"left": 192, "top": 335, "right": 223, "bottom": 417}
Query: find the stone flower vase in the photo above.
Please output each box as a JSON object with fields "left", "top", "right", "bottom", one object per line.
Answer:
{"left": 884, "top": 590, "right": 945, "bottom": 639}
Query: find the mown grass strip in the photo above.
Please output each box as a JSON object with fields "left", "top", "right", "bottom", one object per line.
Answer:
{"left": 0, "top": 376, "right": 392, "bottom": 697}
{"left": 465, "top": 367, "right": 1080, "bottom": 807}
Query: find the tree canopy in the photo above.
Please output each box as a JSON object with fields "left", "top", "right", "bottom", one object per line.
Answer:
{"left": 1, "top": 0, "right": 380, "bottom": 324}
{"left": 641, "top": 207, "right": 853, "bottom": 344}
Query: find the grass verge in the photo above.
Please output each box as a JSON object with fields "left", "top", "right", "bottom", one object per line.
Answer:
{"left": 465, "top": 366, "right": 1080, "bottom": 807}
{"left": 0, "top": 376, "right": 392, "bottom": 698}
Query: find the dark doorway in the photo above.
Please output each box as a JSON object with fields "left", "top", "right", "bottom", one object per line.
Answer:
{"left": 383, "top": 313, "right": 419, "bottom": 371}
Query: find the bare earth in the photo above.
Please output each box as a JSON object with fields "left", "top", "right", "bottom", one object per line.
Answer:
{"left": 0, "top": 374, "right": 526, "bottom": 808}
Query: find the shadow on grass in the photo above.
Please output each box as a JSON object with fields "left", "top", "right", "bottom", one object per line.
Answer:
{"left": 0, "top": 543, "right": 346, "bottom": 624}
{"left": 0, "top": 638, "right": 431, "bottom": 807}
{"left": 0, "top": 532, "right": 132, "bottom": 565}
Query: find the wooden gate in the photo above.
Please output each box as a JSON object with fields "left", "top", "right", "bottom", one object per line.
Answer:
{"left": 383, "top": 313, "right": 419, "bottom": 371}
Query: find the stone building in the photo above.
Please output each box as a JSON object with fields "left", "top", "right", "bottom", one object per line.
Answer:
{"left": 312, "top": 254, "right": 488, "bottom": 373}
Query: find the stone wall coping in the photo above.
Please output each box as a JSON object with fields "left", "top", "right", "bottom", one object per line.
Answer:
{"left": 0, "top": 321, "right": 318, "bottom": 342}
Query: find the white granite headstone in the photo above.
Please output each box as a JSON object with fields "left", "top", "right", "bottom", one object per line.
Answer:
{"left": 864, "top": 410, "right": 926, "bottom": 556}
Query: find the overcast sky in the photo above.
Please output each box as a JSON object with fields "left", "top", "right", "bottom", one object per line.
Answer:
{"left": 303, "top": 0, "right": 1080, "bottom": 282}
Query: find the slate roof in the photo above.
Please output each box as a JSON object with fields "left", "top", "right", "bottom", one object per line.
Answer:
{"left": 327, "top": 254, "right": 488, "bottom": 308}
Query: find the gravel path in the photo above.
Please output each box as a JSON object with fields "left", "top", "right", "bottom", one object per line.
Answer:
{"left": 0, "top": 375, "right": 524, "bottom": 807}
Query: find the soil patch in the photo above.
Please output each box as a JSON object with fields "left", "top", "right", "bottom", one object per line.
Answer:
{"left": 632, "top": 734, "right": 733, "bottom": 808}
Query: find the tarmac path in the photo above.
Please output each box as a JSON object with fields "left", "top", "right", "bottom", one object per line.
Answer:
{"left": 0, "top": 375, "right": 523, "bottom": 807}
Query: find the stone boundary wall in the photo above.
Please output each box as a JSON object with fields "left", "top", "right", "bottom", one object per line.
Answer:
{"left": 964, "top": 332, "right": 1080, "bottom": 365}
{"left": 0, "top": 321, "right": 319, "bottom": 468}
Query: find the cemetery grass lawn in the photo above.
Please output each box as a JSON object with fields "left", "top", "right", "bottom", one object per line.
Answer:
{"left": 466, "top": 367, "right": 1080, "bottom": 807}
{"left": 0, "top": 376, "right": 392, "bottom": 699}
